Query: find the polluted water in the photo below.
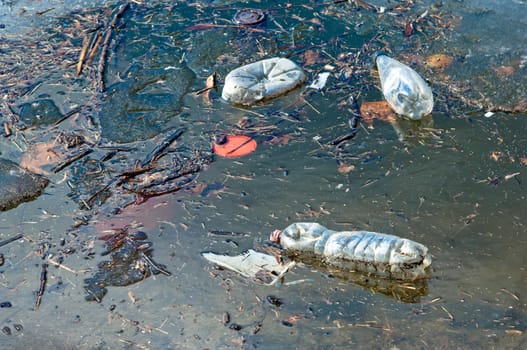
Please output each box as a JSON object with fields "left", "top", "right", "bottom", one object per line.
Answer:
{"left": 0, "top": 0, "right": 526, "bottom": 349}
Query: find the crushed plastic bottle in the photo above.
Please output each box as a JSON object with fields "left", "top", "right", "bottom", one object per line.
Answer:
{"left": 376, "top": 55, "right": 434, "bottom": 120}
{"left": 222, "top": 57, "right": 306, "bottom": 105}
{"left": 272, "top": 222, "right": 432, "bottom": 280}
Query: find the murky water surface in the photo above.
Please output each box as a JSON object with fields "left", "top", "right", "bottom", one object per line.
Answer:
{"left": 0, "top": 0, "right": 526, "bottom": 349}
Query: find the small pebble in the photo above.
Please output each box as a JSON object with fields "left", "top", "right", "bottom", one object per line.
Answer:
{"left": 14, "top": 324, "right": 23, "bottom": 332}
{"left": 0, "top": 302, "right": 12, "bottom": 308}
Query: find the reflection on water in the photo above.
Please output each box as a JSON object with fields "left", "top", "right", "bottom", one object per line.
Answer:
{"left": 0, "top": 0, "right": 526, "bottom": 349}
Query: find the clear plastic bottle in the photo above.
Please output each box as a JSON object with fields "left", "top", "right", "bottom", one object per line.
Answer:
{"left": 376, "top": 55, "right": 434, "bottom": 120}
{"left": 274, "top": 222, "right": 432, "bottom": 280}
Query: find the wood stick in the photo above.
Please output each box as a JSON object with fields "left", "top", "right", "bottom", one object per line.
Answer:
{"left": 51, "top": 148, "right": 93, "bottom": 173}
{"left": 0, "top": 233, "right": 24, "bottom": 247}
{"left": 77, "top": 34, "right": 92, "bottom": 76}
{"left": 97, "top": 2, "right": 131, "bottom": 93}
{"left": 85, "top": 32, "right": 103, "bottom": 67}
{"left": 53, "top": 106, "right": 82, "bottom": 126}
{"left": 141, "top": 127, "right": 185, "bottom": 167}
{"left": 34, "top": 263, "right": 48, "bottom": 310}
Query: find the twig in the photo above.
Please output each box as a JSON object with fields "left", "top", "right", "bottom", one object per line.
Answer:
{"left": 268, "top": 261, "right": 296, "bottom": 286}
{"left": 141, "top": 127, "right": 185, "bottom": 167}
{"left": 302, "top": 97, "right": 321, "bottom": 114}
{"left": 440, "top": 305, "right": 454, "bottom": 321}
{"left": 53, "top": 106, "right": 82, "bottom": 126}
{"left": 500, "top": 288, "right": 520, "bottom": 301}
{"left": 140, "top": 252, "right": 171, "bottom": 276}
{"left": 51, "top": 148, "right": 93, "bottom": 173}
{"left": 2, "top": 102, "right": 19, "bottom": 137}
{"left": 3, "top": 122, "right": 10, "bottom": 137}
{"left": 0, "top": 233, "right": 24, "bottom": 247}
{"left": 97, "top": 2, "right": 131, "bottom": 93}
{"left": 77, "top": 34, "right": 92, "bottom": 76}
{"left": 34, "top": 263, "right": 48, "bottom": 310}
{"left": 328, "top": 116, "right": 361, "bottom": 146}
{"left": 46, "top": 257, "right": 89, "bottom": 274}
{"left": 226, "top": 136, "right": 254, "bottom": 156}
{"left": 208, "top": 230, "right": 250, "bottom": 237}
{"left": 86, "top": 32, "right": 103, "bottom": 67}
{"left": 36, "top": 7, "right": 55, "bottom": 15}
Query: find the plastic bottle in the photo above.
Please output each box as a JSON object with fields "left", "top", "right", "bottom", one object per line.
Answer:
{"left": 376, "top": 55, "right": 433, "bottom": 120}
{"left": 274, "top": 222, "right": 431, "bottom": 280}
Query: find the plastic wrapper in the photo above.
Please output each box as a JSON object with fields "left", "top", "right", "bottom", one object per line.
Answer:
{"left": 376, "top": 55, "right": 434, "bottom": 120}
{"left": 221, "top": 57, "right": 306, "bottom": 105}
{"left": 202, "top": 249, "right": 294, "bottom": 285}
{"left": 276, "top": 222, "right": 431, "bottom": 281}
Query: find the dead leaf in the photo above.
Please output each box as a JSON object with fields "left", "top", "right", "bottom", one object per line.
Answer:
{"left": 309, "top": 18, "right": 323, "bottom": 27}
{"left": 337, "top": 161, "right": 355, "bottom": 174}
{"left": 425, "top": 54, "right": 453, "bottom": 69}
{"left": 268, "top": 134, "right": 292, "bottom": 145}
{"left": 128, "top": 291, "right": 137, "bottom": 303}
{"left": 196, "top": 72, "right": 217, "bottom": 104}
{"left": 360, "top": 101, "right": 397, "bottom": 128}
{"left": 490, "top": 151, "right": 503, "bottom": 162}
{"left": 205, "top": 72, "right": 217, "bottom": 90}
{"left": 398, "top": 53, "right": 425, "bottom": 66}
{"left": 236, "top": 116, "right": 252, "bottom": 129}
{"left": 187, "top": 183, "right": 207, "bottom": 195}
{"left": 302, "top": 49, "right": 323, "bottom": 66}
{"left": 404, "top": 22, "right": 413, "bottom": 37}
{"left": 492, "top": 65, "right": 515, "bottom": 77}
{"left": 283, "top": 314, "right": 304, "bottom": 324}
{"left": 511, "top": 99, "right": 527, "bottom": 112}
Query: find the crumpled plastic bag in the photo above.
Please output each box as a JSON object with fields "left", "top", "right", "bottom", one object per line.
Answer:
{"left": 202, "top": 249, "right": 294, "bottom": 285}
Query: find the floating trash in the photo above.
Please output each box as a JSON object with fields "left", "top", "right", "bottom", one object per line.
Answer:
{"left": 376, "top": 55, "right": 434, "bottom": 120}
{"left": 222, "top": 57, "right": 306, "bottom": 105}
{"left": 272, "top": 222, "right": 431, "bottom": 280}
{"left": 233, "top": 8, "right": 266, "bottom": 26}
{"left": 308, "top": 71, "right": 331, "bottom": 90}
{"left": 202, "top": 249, "right": 294, "bottom": 285}
{"left": 213, "top": 135, "right": 257, "bottom": 157}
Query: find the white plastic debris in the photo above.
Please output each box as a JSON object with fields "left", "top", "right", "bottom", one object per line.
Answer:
{"left": 274, "top": 222, "right": 432, "bottom": 280}
{"left": 308, "top": 71, "right": 331, "bottom": 90}
{"left": 222, "top": 57, "right": 306, "bottom": 105}
{"left": 202, "top": 249, "right": 294, "bottom": 285}
{"left": 484, "top": 111, "right": 495, "bottom": 118}
{"left": 376, "top": 55, "right": 434, "bottom": 120}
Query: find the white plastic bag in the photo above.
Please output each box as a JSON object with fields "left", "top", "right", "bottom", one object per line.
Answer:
{"left": 202, "top": 249, "right": 294, "bottom": 285}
